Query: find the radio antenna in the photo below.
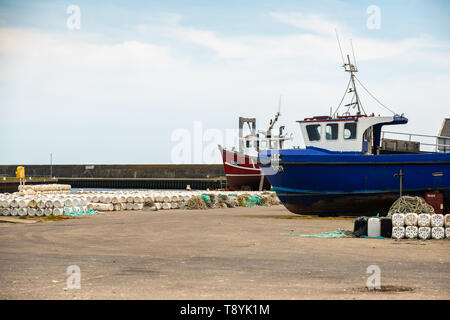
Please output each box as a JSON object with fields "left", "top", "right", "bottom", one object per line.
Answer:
{"left": 350, "top": 38, "right": 358, "bottom": 69}
{"left": 335, "top": 28, "right": 345, "bottom": 66}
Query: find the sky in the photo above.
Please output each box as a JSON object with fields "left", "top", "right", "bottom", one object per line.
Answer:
{"left": 0, "top": 0, "right": 449, "bottom": 164}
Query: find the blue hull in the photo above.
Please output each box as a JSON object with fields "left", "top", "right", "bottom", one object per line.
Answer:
{"left": 259, "top": 148, "right": 450, "bottom": 216}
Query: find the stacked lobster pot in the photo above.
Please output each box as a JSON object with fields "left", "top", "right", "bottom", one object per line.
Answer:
{"left": 0, "top": 193, "right": 88, "bottom": 217}
{"left": 1, "top": 185, "right": 281, "bottom": 217}
{"left": 76, "top": 190, "right": 280, "bottom": 212}
{"left": 391, "top": 212, "right": 450, "bottom": 240}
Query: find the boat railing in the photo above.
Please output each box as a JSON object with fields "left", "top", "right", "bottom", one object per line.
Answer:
{"left": 381, "top": 131, "right": 450, "bottom": 153}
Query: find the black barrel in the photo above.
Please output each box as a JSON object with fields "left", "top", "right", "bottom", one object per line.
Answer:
{"left": 353, "top": 217, "right": 369, "bottom": 237}
{"left": 380, "top": 217, "right": 392, "bottom": 238}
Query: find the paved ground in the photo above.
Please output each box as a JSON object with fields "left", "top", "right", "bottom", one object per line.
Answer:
{"left": 0, "top": 205, "right": 449, "bottom": 300}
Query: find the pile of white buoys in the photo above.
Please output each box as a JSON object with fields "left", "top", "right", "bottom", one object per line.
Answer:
{"left": 0, "top": 185, "right": 281, "bottom": 217}
{"left": 391, "top": 213, "right": 450, "bottom": 240}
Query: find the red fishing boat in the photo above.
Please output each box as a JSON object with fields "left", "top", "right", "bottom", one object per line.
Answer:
{"left": 218, "top": 111, "right": 291, "bottom": 191}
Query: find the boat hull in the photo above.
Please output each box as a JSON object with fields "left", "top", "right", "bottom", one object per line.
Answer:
{"left": 259, "top": 148, "right": 450, "bottom": 216}
{"left": 219, "top": 146, "right": 271, "bottom": 191}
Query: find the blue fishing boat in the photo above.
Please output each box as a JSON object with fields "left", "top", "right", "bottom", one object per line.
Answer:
{"left": 258, "top": 54, "right": 450, "bottom": 216}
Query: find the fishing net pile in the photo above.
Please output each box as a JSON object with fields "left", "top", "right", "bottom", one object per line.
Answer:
{"left": 387, "top": 196, "right": 435, "bottom": 217}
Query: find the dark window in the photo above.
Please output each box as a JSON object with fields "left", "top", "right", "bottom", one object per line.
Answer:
{"left": 326, "top": 123, "right": 339, "bottom": 140}
{"left": 344, "top": 122, "right": 357, "bottom": 140}
{"left": 306, "top": 124, "right": 321, "bottom": 141}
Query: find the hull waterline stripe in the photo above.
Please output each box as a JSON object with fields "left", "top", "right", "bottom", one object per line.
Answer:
{"left": 274, "top": 186, "right": 450, "bottom": 196}
{"left": 225, "top": 174, "right": 263, "bottom": 177}
{"left": 224, "top": 162, "right": 261, "bottom": 171}
{"left": 266, "top": 161, "right": 450, "bottom": 166}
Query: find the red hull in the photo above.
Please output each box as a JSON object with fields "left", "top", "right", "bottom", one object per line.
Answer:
{"left": 219, "top": 146, "right": 271, "bottom": 191}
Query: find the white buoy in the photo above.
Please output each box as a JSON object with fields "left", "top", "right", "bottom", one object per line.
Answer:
{"left": 417, "top": 214, "right": 431, "bottom": 227}
{"left": 431, "top": 227, "right": 445, "bottom": 240}
{"left": 392, "top": 214, "right": 405, "bottom": 227}
{"left": 405, "top": 226, "right": 418, "bottom": 239}
{"left": 392, "top": 226, "right": 405, "bottom": 239}
{"left": 404, "top": 213, "right": 418, "bottom": 226}
{"left": 418, "top": 227, "right": 431, "bottom": 240}
{"left": 431, "top": 214, "right": 444, "bottom": 227}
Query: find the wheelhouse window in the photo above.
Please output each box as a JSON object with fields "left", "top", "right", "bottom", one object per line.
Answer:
{"left": 306, "top": 124, "right": 321, "bottom": 141}
{"left": 325, "top": 123, "right": 338, "bottom": 140}
{"left": 344, "top": 123, "right": 357, "bottom": 140}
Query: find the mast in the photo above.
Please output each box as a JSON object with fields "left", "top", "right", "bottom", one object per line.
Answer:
{"left": 343, "top": 54, "right": 365, "bottom": 116}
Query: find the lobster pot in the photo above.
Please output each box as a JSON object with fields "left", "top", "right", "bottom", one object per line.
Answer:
{"left": 44, "top": 208, "right": 53, "bottom": 216}
{"left": 72, "top": 198, "right": 81, "bottom": 207}
{"left": 126, "top": 196, "right": 134, "bottom": 203}
{"left": 36, "top": 208, "right": 44, "bottom": 216}
{"left": 37, "top": 200, "right": 46, "bottom": 209}
{"left": 2, "top": 208, "right": 11, "bottom": 216}
{"left": 125, "top": 203, "right": 134, "bottom": 210}
{"left": 133, "top": 196, "right": 144, "bottom": 204}
{"left": 353, "top": 217, "right": 368, "bottom": 237}
{"left": 171, "top": 195, "right": 179, "bottom": 202}
{"left": 418, "top": 214, "right": 431, "bottom": 227}
{"left": 144, "top": 195, "right": 154, "bottom": 203}
{"left": 392, "top": 214, "right": 405, "bottom": 227}
{"left": 155, "top": 195, "right": 163, "bottom": 203}
{"left": 405, "top": 226, "right": 418, "bottom": 239}
{"left": 404, "top": 213, "right": 418, "bottom": 226}
{"left": 119, "top": 195, "right": 127, "bottom": 203}
{"left": 63, "top": 207, "right": 73, "bottom": 215}
{"left": 155, "top": 203, "right": 162, "bottom": 210}
{"left": 2, "top": 200, "right": 11, "bottom": 208}
{"left": 431, "top": 214, "right": 444, "bottom": 227}
{"left": 53, "top": 199, "right": 63, "bottom": 208}
{"left": 162, "top": 202, "right": 171, "bottom": 210}
{"left": 133, "top": 203, "right": 143, "bottom": 210}
{"left": 89, "top": 203, "right": 113, "bottom": 211}
{"left": 380, "top": 217, "right": 392, "bottom": 238}
{"left": 432, "top": 227, "right": 445, "bottom": 240}
{"left": 367, "top": 218, "right": 381, "bottom": 237}
{"left": 113, "top": 203, "right": 123, "bottom": 211}
{"left": 18, "top": 199, "right": 27, "bottom": 208}
{"left": 91, "top": 195, "right": 99, "bottom": 203}
{"left": 171, "top": 202, "right": 179, "bottom": 209}
{"left": 418, "top": 227, "right": 431, "bottom": 240}
{"left": 103, "top": 196, "right": 112, "bottom": 204}
{"left": 162, "top": 196, "right": 170, "bottom": 203}
{"left": 64, "top": 199, "right": 73, "bottom": 207}
{"left": 27, "top": 208, "right": 36, "bottom": 216}
{"left": 446, "top": 227, "right": 450, "bottom": 239}
{"left": 10, "top": 208, "right": 19, "bottom": 216}
{"left": 10, "top": 200, "right": 19, "bottom": 208}
{"left": 444, "top": 214, "right": 450, "bottom": 228}
{"left": 45, "top": 200, "right": 53, "bottom": 208}
{"left": 111, "top": 196, "right": 119, "bottom": 204}
{"left": 392, "top": 226, "right": 405, "bottom": 239}
{"left": 53, "top": 208, "right": 63, "bottom": 216}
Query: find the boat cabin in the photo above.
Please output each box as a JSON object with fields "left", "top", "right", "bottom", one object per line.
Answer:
{"left": 297, "top": 114, "right": 408, "bottom": 154}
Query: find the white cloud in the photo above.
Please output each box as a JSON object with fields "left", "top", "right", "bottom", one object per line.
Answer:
{"left": 270, "top": 12, "right": 342, "bottom": 35}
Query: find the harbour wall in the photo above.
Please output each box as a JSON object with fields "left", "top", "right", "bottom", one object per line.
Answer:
{"left": 0, "top": 164, "right": 225, "bottom": 179}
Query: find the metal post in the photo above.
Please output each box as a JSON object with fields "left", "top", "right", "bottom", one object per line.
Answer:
{"left": 50, "top": 153, "right": 53, "bottom": 178}
{"left": 394, "top": 169, "right": 405, "bottom": 197}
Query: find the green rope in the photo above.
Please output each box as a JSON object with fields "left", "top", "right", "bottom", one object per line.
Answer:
{"left": 281, "top": 229, "right": 353, "bottom": 238}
